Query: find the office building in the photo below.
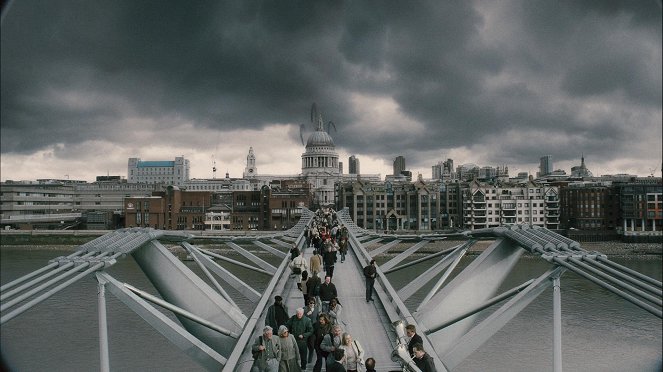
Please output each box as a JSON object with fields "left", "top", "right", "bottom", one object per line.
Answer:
{"left": 349, "top": 155, "right": 360, "bottom": 175}
{"left": 539, "top": 155, "right": 553, "bottom": 177}
{"left": 128, "top": 156, "right": 190, "bottom": 185}
{"left": 393, "top": 156, "right": 406, "bottom": 176}
{"left": 560, "top": 182, "right": 619, "bottom": 230}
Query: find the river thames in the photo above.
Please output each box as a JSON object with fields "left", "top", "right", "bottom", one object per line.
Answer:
{"left": 1, "top": 246, "right": 661, "bottom": 372}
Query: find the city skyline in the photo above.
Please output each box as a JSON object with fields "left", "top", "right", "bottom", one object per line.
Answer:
{"left": 2, "top": 2, "right": 661, "bottom": 182}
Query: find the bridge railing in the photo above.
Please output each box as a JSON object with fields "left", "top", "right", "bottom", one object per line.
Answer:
{"left": 337, "top": 219, "right": 662, "bottom": 372}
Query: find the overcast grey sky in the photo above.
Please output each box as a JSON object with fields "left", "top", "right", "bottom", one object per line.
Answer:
{"left": 1, "top": 0, "right": 661, "bottom": 182}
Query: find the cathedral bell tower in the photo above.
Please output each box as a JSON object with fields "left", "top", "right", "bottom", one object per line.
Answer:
{"left": 243, "top": 147, "right": 257, "bottom": 178}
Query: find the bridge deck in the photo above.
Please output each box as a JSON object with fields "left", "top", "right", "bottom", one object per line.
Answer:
{"left": 282, "top": 244, "right": 401, "bottom": 371}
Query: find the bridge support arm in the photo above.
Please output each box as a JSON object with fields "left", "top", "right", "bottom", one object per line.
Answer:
{"left": 185, "top": 243, "right": 261, "bottom": 303}
{"left": 98, "top": 279, "right": 110, "bottom": 372}
{"left": 553, "top": 275, "right": 562, "bottom": 372}
{"left": 440, "top": 266, "right": 565, "bottom": 370}
{"left": 96, "top": 273, "right": 227, "bottom": 371}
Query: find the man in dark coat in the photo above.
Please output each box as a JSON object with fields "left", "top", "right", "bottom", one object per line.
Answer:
{"left": 412, "top": 343, "right": 437, "bottom": 372}
{"left": 312, "top": 313, "right": 332, "bottom": 372}
{"left": 363, "top": 259, "right": 377, "bottom": 302}
{"left": 266, "top": 295, "right": 288, "bottom": 332}
{"left": 318, "top": 275, "right": 337, "bottom": 313}
{"left": 406, "top": 324, "right": 423, "bottom": 358}
{"left": 326, "top": 349, "right": 346, "bottom": 372}
{"left": 286, "top": 307, "right": 314, "bottom": 370}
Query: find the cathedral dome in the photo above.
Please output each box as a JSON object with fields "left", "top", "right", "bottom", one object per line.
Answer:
{"left": 306, "top": 129, "right": 335, "bottom": 148}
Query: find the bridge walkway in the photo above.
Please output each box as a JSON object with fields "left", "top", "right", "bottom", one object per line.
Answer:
{"left": 282, "top": 243, "right": 401, "bottom": 371}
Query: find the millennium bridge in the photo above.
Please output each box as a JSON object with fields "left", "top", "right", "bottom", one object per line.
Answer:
{"left": 1, "top": 208, "right": 661, "bottom": 371}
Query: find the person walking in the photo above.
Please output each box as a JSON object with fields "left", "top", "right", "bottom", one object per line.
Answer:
{"left": 307, "top": 272, "right": 322, "bottom": 309}
{"left": 406, "top": 324, "right": 423, "bottom": 358}
{"left": 251, "top": 326, "right": 281, "bottom": 372}
{"left": 320, "top": 324, "right": 344, "bottom": 369}
{"left": 286, "top": 308, "right": 313, "bottom": 370}
{"left": 290, "top": 252, "right": 308, "bottom": 278}
{"left": 266, "top": 296, "right": 289, "bottom": 332}
{"left": 327, "top": 298, "right": 343, "bottom": 326}
{"left": 318, "top": 275, "right": 337, "bottom": 313}
{"left": 312, "top": 314, "right": 332, "bottom": 372}
{"left": 338, "top": 238, "right": 348, "bottom": 263}
{"left": 339, "top": 333, "right": 364, "bottom": 372}
{"left": 412, "top": 343, "right": 437, "bottom": 372}
{"left": 363, "top": 260, "right": 377, "bottom": 302}
{"left": 277, "top": 326, "right": 301, "bottom": 372}
{"left": 300, "top": 271, "right": 310, "bottom": 306}
{"left": 304, "top": 298, "right": 319, "bottom": 364}
{"left": 323, "top": 239, "right": 335, "bottom": 276}
{"left": 326, "top": 349, "right": 346, "bottom": 372}
{"left": 309, "top": 250, "right": 323, "bottom": 276}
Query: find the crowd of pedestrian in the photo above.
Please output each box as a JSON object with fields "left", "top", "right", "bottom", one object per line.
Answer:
{"left": 252, "top": 207, "right": 436, "bottom": 372}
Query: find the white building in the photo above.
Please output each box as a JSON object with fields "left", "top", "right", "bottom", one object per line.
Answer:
{"left": 128, "top": 156, "right": 190, "bottom": 185}
{"left": 463, "top": 180, "right": 560, "bottom": 230}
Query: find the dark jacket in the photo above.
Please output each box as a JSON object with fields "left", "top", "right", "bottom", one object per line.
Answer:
{"left": 286, "top": 315, "right": 313, "bottom": 344}
{"left": 363, "top": 264, "right": 376, "bottom": 279}
{"left": 313, "top": 322, "right": 332, "bottom": 353}
{"left": 319, "top": 282, "right": 337, "bottom": 302}
{"left": 414, "top": 352, "right": 437, "bottom": 372}
{"left": 408, "top": 333, "right": 423, "bottom": 357}
{"left": 307, "top": 275, "right": 322, "bottom": 297}
{"left": 326, "top": 360, "right": 346, "bottom": 372}
{"left": 266, "top": 303, "right": 288, "bottom": 331}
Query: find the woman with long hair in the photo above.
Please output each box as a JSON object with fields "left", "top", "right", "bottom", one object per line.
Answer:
{"left": 339, "top": 333, "right": 364, "bottom": 372}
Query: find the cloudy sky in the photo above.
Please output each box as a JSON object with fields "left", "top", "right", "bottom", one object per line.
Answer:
{"left": 1, "top": 1, "right": 661, "bottom": 182}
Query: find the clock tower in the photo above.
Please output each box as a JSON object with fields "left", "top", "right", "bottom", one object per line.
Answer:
{"left": 243, "top": 147, "right": 257, "bottom": 178}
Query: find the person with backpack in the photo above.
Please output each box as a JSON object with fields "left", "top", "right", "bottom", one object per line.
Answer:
{"left": 251, "top": 326, "right": 281, "bottom": 372}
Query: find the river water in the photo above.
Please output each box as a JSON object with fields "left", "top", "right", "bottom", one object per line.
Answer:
{"left": 1, "top": 247, "right": 661, "bottom": 372}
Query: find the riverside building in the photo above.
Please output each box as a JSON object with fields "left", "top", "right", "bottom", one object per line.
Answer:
{"left": 336, "top": 177, "right": 560, "bottom": 231}
{"left": 127, "top": 156, "right": 190, "bottom": 185}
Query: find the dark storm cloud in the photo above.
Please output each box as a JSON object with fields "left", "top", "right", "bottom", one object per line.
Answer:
{"left": 1, "top": 0, "right": 661, "bottom": 175}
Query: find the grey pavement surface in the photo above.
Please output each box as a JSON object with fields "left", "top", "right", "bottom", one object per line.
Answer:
{"left": 284, "top": 244, "right": 402, "bottom": 371}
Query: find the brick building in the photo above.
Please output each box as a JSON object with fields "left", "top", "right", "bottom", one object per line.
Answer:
{"left": 124, "top": 186, "right": 212, "bottom": 230}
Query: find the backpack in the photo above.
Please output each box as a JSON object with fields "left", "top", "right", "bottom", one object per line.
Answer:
{"left": 313, "top": 282, "right": 321, "bottom": 296}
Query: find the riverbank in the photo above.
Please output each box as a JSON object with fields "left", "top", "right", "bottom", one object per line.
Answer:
{"left": 1, "top": 240, "right": 660, "bottom": 258}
